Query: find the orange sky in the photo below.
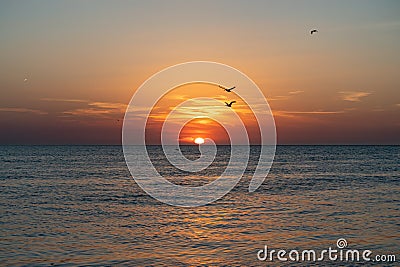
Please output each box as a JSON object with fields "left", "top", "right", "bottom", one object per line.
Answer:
{"left": 144, "top": 83, "right": 261, "bottom": 145}
{"left": 0, "top": 1, "right": 399, "bottom": 144}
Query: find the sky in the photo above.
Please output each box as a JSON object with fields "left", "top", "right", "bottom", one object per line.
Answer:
{"left": 143, "top": 83, "right": 262, "bottom": 145}
{"left": 0, "top": 0, "right": 399, "bottom": 144}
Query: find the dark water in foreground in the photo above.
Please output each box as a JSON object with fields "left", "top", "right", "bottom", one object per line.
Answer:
{"left": 0, "top": 145, "right": 399, "bottom": 266}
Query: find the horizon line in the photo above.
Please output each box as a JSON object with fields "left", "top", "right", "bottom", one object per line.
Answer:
{"left": 0, "top": 143, "right": 399, "bottom": 146}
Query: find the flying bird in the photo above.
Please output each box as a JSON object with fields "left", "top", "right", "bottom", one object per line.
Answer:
{"left": 219, "top": 85, "right": 236, "bottom": 92}
{"left": 225, "top": 101, "right": 236, "bottom": 107}
{"left": 310, "top": 29, "right": 318, "bottom": 35}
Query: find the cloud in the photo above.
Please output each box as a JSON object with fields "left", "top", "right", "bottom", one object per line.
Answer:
{"left": 274, "top": 110, "right": 345, "bottom": 118}
{"left": 268, "top": 95, "right": 289, "bottom": 101}
{"left": 339, "top": 91, "right": 372, "bottom": 102}
{"left": 268, "top": 90, "right": 304, "bottom": 101}
{"left": 280, "top": 111, "right": 345, "bottom": 114}
{"left": 148, "top": 98, "right": 230, "bottom": 121}
{"left": 41, "top": 97, "right": 128, "bottom": 114}
{"left": 289, "top": 90, "right": 304, "bottom": 95}
{"left": 40, "top": 98, "right": 88, "bottom": 103}
{"left": 88, "top": 102, "right": 127, "bottom": 110}
{"left": 63, "top": 101, "right": 127, "bottom": 118}
{"left": 63, "top": 108, "right": 114, "bottom": 116}
{"left": 0, "top": 107, "right": 47, "bottom": 115}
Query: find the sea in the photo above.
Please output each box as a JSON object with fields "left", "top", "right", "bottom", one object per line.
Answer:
{"left": 0, "top": 145, "right": 399, "bottom": 266}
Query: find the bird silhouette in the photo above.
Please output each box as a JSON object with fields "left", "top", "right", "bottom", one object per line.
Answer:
{"left": 219, "top": 85, "right": 236, "bottom": 92}
{"left": 310, "top": 29, "right": 318, "bottom": 35}
{"left": 225, "top": 101, "right": 236, "bottom": 107}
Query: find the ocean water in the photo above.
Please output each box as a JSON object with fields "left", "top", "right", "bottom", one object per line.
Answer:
{"left": 0, "top": 145, "right": 399, "bottom": 266}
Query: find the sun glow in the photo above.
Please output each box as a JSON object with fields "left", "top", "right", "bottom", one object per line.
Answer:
{"left": 194, "top": 137, "right": 205, "bottom": 145}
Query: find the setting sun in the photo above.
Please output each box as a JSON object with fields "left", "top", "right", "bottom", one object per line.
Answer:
{"left": 194, "top": 137, "right": 205, "bottom": 145}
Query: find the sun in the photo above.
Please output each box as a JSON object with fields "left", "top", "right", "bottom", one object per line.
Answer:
{"left": 194, "top": 137, "right": 205, "bottom": 145}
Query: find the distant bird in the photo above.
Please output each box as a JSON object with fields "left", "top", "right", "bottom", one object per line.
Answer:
{"left": 225, "top": 101, "right": 236, "bottom": 107}
{"left": 24, "top": 78, "right": 28, "bottom": 83}
{"left": 219, "top": 85, "right": 236, "bottom": 92}
{"left": 310, "top": 29, "right": 318, "bottom": 35}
